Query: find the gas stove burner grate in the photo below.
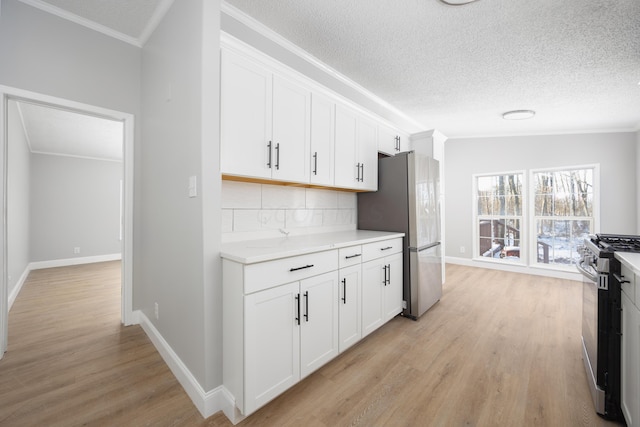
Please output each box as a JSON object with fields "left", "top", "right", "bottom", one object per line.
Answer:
{"left": 596, "top": 234, "right": 640, "bottom": 253}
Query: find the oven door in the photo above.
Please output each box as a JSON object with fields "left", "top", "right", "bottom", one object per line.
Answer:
{"left": 577, "top": 259, "right": 606, "bottom": 414}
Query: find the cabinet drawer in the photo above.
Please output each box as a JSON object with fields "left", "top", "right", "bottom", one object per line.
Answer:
{"left": 621, "top": 263, "right": 636, "bottom": 304}
{"left": 339, "top": 245, "right": 363, "bottom": 268}
{"left": 362, "top": 238, "right": 403, "bottom": 262}
{"left": 244, "top": 250, "right": 338, "bottom": 294}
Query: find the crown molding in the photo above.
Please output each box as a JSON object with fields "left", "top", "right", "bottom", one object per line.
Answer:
{"left": 220, "top": 1, "right": 425, "bottom": 132}
{"left": 138, "top": 0, "right": 174, "bottom": 46}
{"left": 18, "top": 0, "right": 142, "bottom": 47}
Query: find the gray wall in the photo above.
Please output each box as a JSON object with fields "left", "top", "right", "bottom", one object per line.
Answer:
{"left": 29, "top": 154, "right": 122, "bottom": 262}
{"left": 7, "top": 100, "right": 31, "bottom": 297}
{"left": 445, "top": 132, "right": 637, "bottom": 261}
{"left": 140, "top": 0, "right": 221, "bottom": 391}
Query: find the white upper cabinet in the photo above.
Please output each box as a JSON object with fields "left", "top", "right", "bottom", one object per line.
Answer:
{"left": 334, "top": 104, "right": 359, "bottom": 188}
{"left": 221, "top": 50, "right": 272, "bottom": 179}
{"left": 271, "top": 75, "right": 311, "bottom": 183}
{"left": 310, "top": 93, "right": 334, "bottom": 186}
{"left": 358, "top": 116, "right": 378, "bottom": 191}
{"left": 221, "top": 38, "right": 409, "bottom": 191}
{"left": 221, "top": 49, "right": 310, "bottom": 184}
{"left": 378, "top": 124, "right": 408, "bottom": 156}
{"left": 334, "top": 105, "right": 378, "bottom": 191}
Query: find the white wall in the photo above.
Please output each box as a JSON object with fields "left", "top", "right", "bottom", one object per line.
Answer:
{"left": 445, "top": 132, "right": 637, "bottom": 263}
{"left": 7, "top": 100, "right": 31, "bottom": 299}
{"left": 29, "top": 154, "right": 122, "bottom": 262}
{"left": 222, "top": 181, "right": 357, "bottom": 241}
{"left": 140, "top": 0, "right": 221, "bottom": 392}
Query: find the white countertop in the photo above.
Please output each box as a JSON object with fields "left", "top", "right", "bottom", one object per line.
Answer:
{"left": 616, "top": 252, "right": 640, "bottom": 274}
{"left": 220, "top": 230, "right": 405, "bottom": 264}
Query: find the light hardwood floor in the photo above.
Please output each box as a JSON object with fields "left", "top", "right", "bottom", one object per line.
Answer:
{"left": 0, "top": 262, "right": 623, "bottom": 426}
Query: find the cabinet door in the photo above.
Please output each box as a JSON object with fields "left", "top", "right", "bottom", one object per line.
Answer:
{"left": 310, "top": 93, "right": 334, "bottom": 186}
{"left": 339, "top": 264, "right": 361, "bottom": 352}
{"left": 362, "top": 259, "right": 384, "bottom": 337}
{"left": 272, "top": 75, "right": 311, "bottom": 183}
{"left": 378, "top": 124, "right": 397, "bottom": 156}
{"left": 397, "top": 131, "right": 410, "bottom": 153}
{"left": 300, "top": 271, "right": 339, "bottom": 378}
{"left": 383, "top": 253, "right": 404, "bottom": 321}
{"left": 622, "top": 293, "right": 640, "bottom": 427}
{"left": 334, "top": 105, "right": 358, "bottom": 188}
{"left": 358, "top": 116, "right": 378, "bottom": 191}
{"left": 245, "top": 282, "right": 300, "bottom": 414}
{"left": 220, "top": 50, "right": 272, "bottom": 179}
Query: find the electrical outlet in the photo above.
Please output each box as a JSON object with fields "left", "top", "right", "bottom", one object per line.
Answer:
{"left": 460, "top": 246, "right": 466, "bottom": 254}
{"left": 154, "top": 302, "right": 159, "bottom": 320}
{"left": 74, "top": 247, "right": 80, "bottom": 254}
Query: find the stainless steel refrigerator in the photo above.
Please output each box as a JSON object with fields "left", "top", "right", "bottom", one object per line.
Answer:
{"left": 357, "top": 151, "right": 442, "bottom": 319}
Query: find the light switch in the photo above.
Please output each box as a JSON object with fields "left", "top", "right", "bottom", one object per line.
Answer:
{"left": 189, "top": 176, "right": 197, "bottom": 198}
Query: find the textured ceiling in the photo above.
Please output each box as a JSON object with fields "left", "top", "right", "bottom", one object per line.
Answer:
{"left": 15, "top": 101, "right": 123, "bottom": 162}
{"left": 225, "top": 0, "right": 640, "bottom": 138}
{"left": 17, "top": 0, "right": 640, "bottom": 138}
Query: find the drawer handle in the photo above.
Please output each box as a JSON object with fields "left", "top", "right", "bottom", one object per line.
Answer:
{"left": 380, "top": 246, "right": 393, "bottom": 251}
{"left": 345, "top": 254, "right": 362, "bottom": 259}
{"left": 290, "top": 264, "right": 314, "bottom": 272}
{"left": 614, "top": 273, "right": 630, "bottom": 284}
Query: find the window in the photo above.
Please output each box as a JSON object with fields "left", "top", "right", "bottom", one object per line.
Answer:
{"left": 475, "top": 172, "right": 524, "bottom": 262}
{"left": 473, "top": 165, "right": 598, "bottom": 271}
{"left": 532, "top": 167, "right": 596, "bottom": 267}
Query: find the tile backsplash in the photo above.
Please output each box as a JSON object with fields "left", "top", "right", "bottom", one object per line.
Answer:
{"left": 222, "top": 180, "right": 357, "bottom": 242}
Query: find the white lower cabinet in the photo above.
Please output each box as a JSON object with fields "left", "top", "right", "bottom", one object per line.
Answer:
{"left": 361, "top": 252, "right": 403, "bottom": 337}
{"left": 245, "top": 282, "right": 300, "bottom": 413}
{"left": 299, "top": 272, "right": 340, "bottom": 378}
{"left": 223, "top": 235, "right": 403, "bottom": 418}
{"left": 244, "top": 271, "right": 338, "bottom": 413}
{"left": 621, "top": 261, "right": 640, "bottom": 427}
{"left": 338, "top": 264, "right": 361, "bottom": 352}
{"left": 622, "top": 292, "right": 640, "bottom": 426}
{"left": 361, "top": 238, "right": 404, "bottom": 337}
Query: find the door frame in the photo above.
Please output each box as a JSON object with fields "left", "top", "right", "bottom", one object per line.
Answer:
{"left": 0, "top": 85, "right": 135, "bottom": 358}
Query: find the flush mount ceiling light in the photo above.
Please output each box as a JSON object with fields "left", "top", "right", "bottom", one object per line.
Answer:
{"left": 502, "top": 110, "right": 536, "bottom": 120}
{"left": 439, "top": 0, "right": 481, "bottom": 5}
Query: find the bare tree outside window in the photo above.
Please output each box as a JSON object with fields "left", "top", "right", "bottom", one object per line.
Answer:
{"left": 533, "top": 168, "right": 594, "bottom": 266}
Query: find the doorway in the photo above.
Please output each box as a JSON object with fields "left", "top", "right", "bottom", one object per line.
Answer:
{"left": 0, "top": 86, "right": 134, "bottom": 357}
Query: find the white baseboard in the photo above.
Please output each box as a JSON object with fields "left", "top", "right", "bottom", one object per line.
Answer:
{"left": 445, "top": 256, "right": 582, "bottom": 282}
{"left": 8, "top": 265, "right": 31, "bottom": 311}
{"left": 30, "top": 253, "right": 122, "bottom": 270}
{"left": 134, "top": 310, "right": 234, "bottom": 420}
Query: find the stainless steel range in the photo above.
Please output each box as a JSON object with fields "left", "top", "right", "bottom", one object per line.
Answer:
{"left": 576, "top": 234, "right": 640, "bottom": 421}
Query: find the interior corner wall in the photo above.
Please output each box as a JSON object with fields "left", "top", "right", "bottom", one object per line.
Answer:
{"left": 140, "top": 0, "right": 220, "bottom": 392}
{"left": 7, "top": 100, "right": 31, "bottom": 299}
{"left": 445, "top": 132, "right": 637, "bottom": 261}
{"left": 29, "top": 154, "right": 122, "bottom": 262}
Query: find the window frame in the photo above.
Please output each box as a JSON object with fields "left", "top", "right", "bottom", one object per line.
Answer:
{"left": 528, "top": 164, "right": 600, "bottom": 271}
{"left": 472, "top": 170, "right": 527, "bottom": 265}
